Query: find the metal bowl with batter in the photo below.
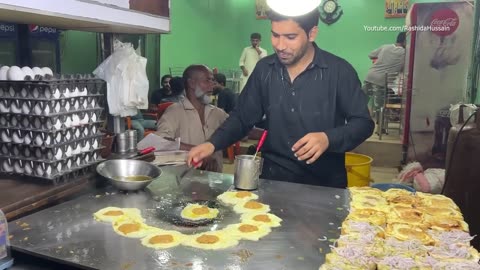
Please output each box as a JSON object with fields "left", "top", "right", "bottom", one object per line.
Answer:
{"left": 96, "top": 159, "right": 162, "bottom": 191}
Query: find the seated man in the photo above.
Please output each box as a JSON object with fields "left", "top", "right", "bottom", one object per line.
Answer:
{"left": 159, "top": 76, "right": 185, "bottom": 103}
{"left": 156, "top": 65, "right": 228, "bottom": 172}
{"left": 213, "top": 73, "right": 237, "bottom": 114}
{"left": 130, "top": 109, "right": 156, "bottom": 141}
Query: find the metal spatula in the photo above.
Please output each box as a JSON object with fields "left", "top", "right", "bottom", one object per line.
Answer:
{"left": 176, "top": 160, "right": 200, "bottom": 186}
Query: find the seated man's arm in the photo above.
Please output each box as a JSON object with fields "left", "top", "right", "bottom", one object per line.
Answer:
{"left": 368, "top": 46, "right": 383, "bottom": 60}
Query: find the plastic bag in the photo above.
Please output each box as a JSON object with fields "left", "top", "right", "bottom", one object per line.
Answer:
{"left": 449, "top": 103, "right": 477, "bottom": 126}
{"left": 93, "top": 40, "right": 149, "bottom": 117}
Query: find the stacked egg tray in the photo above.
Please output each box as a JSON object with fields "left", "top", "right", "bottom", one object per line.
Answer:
{"left": 0, "top": 75, "right": 106, "bottom": 183}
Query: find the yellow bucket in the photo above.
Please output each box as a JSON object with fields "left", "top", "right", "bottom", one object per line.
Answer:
{"left": 345, "top": 152, "right": 373, "bottom": 187}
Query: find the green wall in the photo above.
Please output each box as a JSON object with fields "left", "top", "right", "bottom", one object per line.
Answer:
{"left": 160, "top": 0, "right": 410, "bottom": 82}
{"left": 61, "top": 0, "right": 474, "bottom": 98}
{"left": 60, "top": 31, "right": 98, "bottom": 74}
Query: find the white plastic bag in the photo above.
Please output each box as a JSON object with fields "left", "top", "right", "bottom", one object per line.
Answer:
{"left": 93, "top": 40, "right": 149, "bottom": 117}
{"left": 449, "top": 103, "right": 477, "bottom": 126}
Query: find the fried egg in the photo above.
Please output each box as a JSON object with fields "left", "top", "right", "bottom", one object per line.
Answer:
{"left": 425, "top": 216, "right": 469, "bottom": 232}
{"left": 112, "top": 219, "right": 155, "bottom": 238}
{"left": 347, "top": 208, "right": 387, "bottom": 226}
{"left": 224, "top": 222, "right": 272, "bottom": 241}
{"left": 416, "top": 192, "right": 460, "bottom": 210}
{"left": 240, "top": 212, "right": 282, "bottom": 228}
{"left": 141, "top": 230, "right": 186, "bottom": 249}
{"left": 385, "top": 223, "right": 434, "bottom": 245}
{"left": 93, "top": 207, "right": 143, "bottom": 223}
{"left": 217, "top": 191, "right": 259, "bottom": 205}
{"left": 233, "top": 200, "right": 270, "bottom": 214}
{"left": 183, "top": 230, "right": 239, "bottom": 250}
{"left": 387, "top": 206, "right": 425, "bottom": 227}
{"left": 348, "top": 186, "right": 384, "bottom": 197}
{"left": 180, "top": 203, "right": 219, "bottom": 221}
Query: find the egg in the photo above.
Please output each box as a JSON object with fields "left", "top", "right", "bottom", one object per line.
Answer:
{"left": 93, "top": 207, "right": 144, "bottom": 223}
{"left": 41, "top": 67, "right": 53, "bottom": 76}
{"left": 224, "top": 222, "right": 272, "bottom": 241}
{"left": 1, "top": 130, "right": 11, "bottom": 142}
{"left": 32, "top": 67, "right": 45, "bottom": 77}
{"left": 141, "top": 230, "right": 187, "bottom": 249}
{"left": 233, "top": 200, "right": 270, "bottom": 214}
{"left": 72, "top": 114, "right": 80, "bottom": 126}
{"left": 0, "top": 66, "right": 9, "bottom": 80}
{"left": 183, "top": 230, "right": 240, "bottom": 250}
{"left": 21, "top": 67, "right": 35, "bottom": 79}
{"left": 180, "top": 203, "right": 219, "bottom": 221}
{"left": 7, "top": 66, "right": 24, "bottom": 81}
{"left": 112, "top": 219, "right": 154, "bottom": 239}
{"left": 240, "top": 212, "right": 282, "bottom": 228}
{"left": 217, "top": 191, "right": 259, "bottom": 205}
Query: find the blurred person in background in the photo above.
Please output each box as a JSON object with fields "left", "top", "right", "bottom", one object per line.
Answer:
{"left": 239, "top": 33, "right": 267, "bottom": 92}
{"left": 213, "top": 73, "right": 237, "bottom": 114}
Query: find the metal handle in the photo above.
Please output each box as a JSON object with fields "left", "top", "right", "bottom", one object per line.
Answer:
{"left": 139, "top": 147, "right": 155, "bottom": 155}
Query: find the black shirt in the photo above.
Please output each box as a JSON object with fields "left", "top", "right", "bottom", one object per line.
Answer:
{"left": 209, "top": 43, "right": 374, "bottom": 188}
{"left": 150, "top": 88, "right": 170, "bottom": 105}
{"left": 216, "top": 87, "right": 237, "bottom": 114}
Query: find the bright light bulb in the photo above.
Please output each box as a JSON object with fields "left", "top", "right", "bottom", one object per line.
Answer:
{"left": 266, "top": 0, "right": 322, "bottom": 17}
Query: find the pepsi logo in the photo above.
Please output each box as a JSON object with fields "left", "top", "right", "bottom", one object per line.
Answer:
{"left": 29, "top": 24, "right": 57, "bottom": 34}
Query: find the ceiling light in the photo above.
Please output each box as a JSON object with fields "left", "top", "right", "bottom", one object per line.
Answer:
{"left": 266, "top": 0, "right": 322, "bottom": 16}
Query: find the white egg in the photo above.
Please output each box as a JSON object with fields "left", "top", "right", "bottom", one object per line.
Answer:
{"left": 53, "top": 89, "right": 61, "bottom": 99}
{"left": 2, "top": 160, "right": 13, "bottom": 172}
{"left": 7, "top": 66, "right": 25, "bottom": 81}
{"left": 41, "top": 67, "right": 53, "bottom": 76}
{"left": 14, "top": 161, "right": 24, "bottom": 174}
{"left": 24, "top": 133, "right": 32, "bottom": 144}
{"left": 55, "top": 149, "right": 63, "bottom": 160}
{"left": 12, "top": 131, "right": 23, "bottom": 144}
{"left": 72, "top": 114, "right": 80, "bottom": 126}
{"left": 0, "top": 66, "right": 9, "bottom": 80}
{"left": 21, "top": 67, "right": 35, "bottom": 79}
{"left": 0, "top": 101, "right": 10, "bottom": 113}
{"left": 80, "top": 114, "right": 89, "bottom": 124}
{"left": 34, "top": 135, "right": 43, "bottom": 146}
{"left": 54, "top": 119, "right": 62, "bottom": 130}
{"left": 36, "top": 165, "right": 44, "bottom": 176}
{"left": 1, "top": 131, "right": 11, "bottom": 142}
{"left": 25, "top": 162, "right": 33, "bottom": 175}
{"left": 32, "top": 67, "right": 45, "bottom": 77}
{"left": 10, "top": 100, "right": 22, "bottom": 113}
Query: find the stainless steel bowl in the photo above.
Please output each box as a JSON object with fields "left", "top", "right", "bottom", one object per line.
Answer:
{"left": 96, "top": 159, "right": 162, "bottom": 191}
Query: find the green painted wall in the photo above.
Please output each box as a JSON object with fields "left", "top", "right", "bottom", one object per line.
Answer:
{"left": 159, "top": 0, "right": 409, "bottom": 82}
{"left": 61, "top": 0, "right": 472, "bottom": 95}
{"left": 60, "top": 31, "right": 98, "bottom": 74}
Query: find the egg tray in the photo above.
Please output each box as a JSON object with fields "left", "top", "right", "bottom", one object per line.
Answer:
{"left": 0, "top": 134, "right": 103, "bottom": 162}
{"left": 0, "top": 125, "right": 102, "bottom": 147}
{"left": 0, "top": 154, "right": 104, "bottom": 183}
{"left": 0, "top": 95, "right": 105, "bottom": 115}
{"left": 0, "top": 110, "right": 104, "bottom": 131}
{"left": 0, "top": 74, "right": 105, "bottom": 99}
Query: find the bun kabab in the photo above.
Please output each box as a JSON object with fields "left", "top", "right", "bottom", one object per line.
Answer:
{"left": 320, "top": 187, "right": 480, "bottom": 269}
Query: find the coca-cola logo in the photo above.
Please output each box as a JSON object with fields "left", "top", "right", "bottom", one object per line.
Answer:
{"left": 429, "top": 8, "right": 459, "bottom": 36}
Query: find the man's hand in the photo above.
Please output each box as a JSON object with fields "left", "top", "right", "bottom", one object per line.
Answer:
{"left": 187, "top": 142, "right": 215, "bottom": 168}
{"left": 291, "top": 132, "right": 329, "bottom": 164}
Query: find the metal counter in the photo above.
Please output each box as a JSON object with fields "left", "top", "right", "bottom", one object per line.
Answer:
{"left": 8, "top": 165, "right": 350, "bottom": 270}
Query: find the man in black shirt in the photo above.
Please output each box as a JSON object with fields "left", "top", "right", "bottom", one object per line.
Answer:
{"left": 187, "top": 8, "right": 374, "bottom": 188}
{"left": 150, "top": 74, "right": 172, "bottom": 105}
{"left": 213, "top": 73, "right": 237, "bottom": 114}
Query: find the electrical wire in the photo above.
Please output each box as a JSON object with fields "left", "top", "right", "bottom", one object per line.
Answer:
{"left": 441, "top": 109, "right": 478, "bottom": 194}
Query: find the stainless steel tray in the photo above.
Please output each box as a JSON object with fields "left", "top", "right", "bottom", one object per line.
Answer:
{"left": 9, "top": 166, "right": 350, "bottom": 269}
